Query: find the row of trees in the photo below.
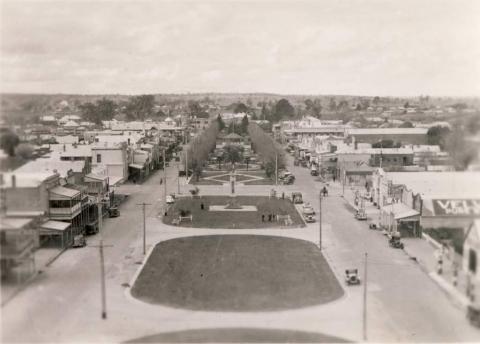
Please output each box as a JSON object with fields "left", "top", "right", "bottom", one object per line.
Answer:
{"left": 248, "top": 122, "right": 285, "bottom": 178}
{"left": 79, "top": 95, "right": 157, "bottom": 124}
{"left": 427, "top": 125, "right": 478, "bottom": 170}
{"left": 186, "top": 121, "right": 220, "bottom": 180}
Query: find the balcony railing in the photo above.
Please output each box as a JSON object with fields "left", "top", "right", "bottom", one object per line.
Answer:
{"left": 49, "top": 203, "right": 81, "bottom": 219}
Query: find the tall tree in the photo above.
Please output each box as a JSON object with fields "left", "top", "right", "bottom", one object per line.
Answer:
{"left": 328, "top": 98, "right": 337, "bottom": 111}
{"left": 126, "top": 95, "right": 155, "bottom": 120}
{"left": 233, "top": 102, "right": 249, "bottom": 114}
{"left": 217, "top": 114, "right": 226, "bottom": 130}
{"left": 273, "top": 98, "right": 294, "bottom": 121}
{"left": 427, "top": 125, "right": 451, "bottom": 149}
{"left": 240, "top": 114, "right": 249, "bottom": 134}
{"left": 0, "top": 129, "right": 20, "bottom": 156}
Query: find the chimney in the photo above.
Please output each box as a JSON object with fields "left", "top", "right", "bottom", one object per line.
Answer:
{"left": 11, "top": 175, "right": 16, "bottom": 188}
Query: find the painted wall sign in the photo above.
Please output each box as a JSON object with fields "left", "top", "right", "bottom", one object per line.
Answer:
{"left": 433, "top": 199, "right": 480, "bottom": 216}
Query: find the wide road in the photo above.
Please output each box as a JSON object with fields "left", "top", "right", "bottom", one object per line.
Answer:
{"left": 287, "top": 154, "right": 480, "bottom": 342}
{"left": 2, "top": 156, "right": 480, "bottom": 342}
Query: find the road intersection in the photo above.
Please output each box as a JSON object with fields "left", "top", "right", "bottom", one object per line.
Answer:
{"left": 2, "top": 156, "right": 480, "bottom": 342}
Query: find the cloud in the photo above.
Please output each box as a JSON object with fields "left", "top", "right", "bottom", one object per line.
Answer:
{"left": 0, "top": 0, "right": 479, "bottom": 96}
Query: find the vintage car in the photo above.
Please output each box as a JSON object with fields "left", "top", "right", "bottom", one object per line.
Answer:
{"left": 389, "top": 236, "right": 404, "bottom": 249}
{"left": 166, "top": 194, "right": 176, "bottom": 204}
{"left": 302, "top": 205, "right": 316, "bottom": 216}
{"left": 108, "top": 206, "right": 120, "bottom": 218}
{"left": 72, "top": 234, "right": 86, "bottom": 248}
{"left": 304, "top": 214, "right": 316, "bottom": 223}
{"left": 355, "top": 209, "right": 367, "bottom": 220}
{"left": 345, "top": 269, "right": 361, "bottom": 285}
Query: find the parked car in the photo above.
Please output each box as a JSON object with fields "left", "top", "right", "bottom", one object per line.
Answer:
{"left": 389, "top": 236, "right": 404, "bottom": 249}
{"left": 345, "top": 269, "right": 361, "bottom": 285}
{"left": 85, "top": 222, "right": 99, "bottom": 235}
{"left": 166, "top": 194, "right": 176, "bottom": 204}
{"left": 304, "top": 214, "right": 316, "bottom": 223}
{"left": 302, "top": 203, "right": 316, "bottom": 215}
{"left": 108, "top": 206, "right": 120, "bottom": 218}
{"left": 283, "top": 175, "right": 295, "bottom": 185}
{"left": 72, "top": 234, "right": 86, "bottom": 248}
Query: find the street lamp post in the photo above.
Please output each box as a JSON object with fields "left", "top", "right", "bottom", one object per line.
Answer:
{"left": 363, "top": 252, "right": 368, "bottom": 341}
{"left": 163, "top": 149, "right": 167, "bottom": 215}
{"left": 319, "top": 191, "right": 322, "bottom": 250}
{"left": 136, "top": 202, "right": 151, "bottom": 255}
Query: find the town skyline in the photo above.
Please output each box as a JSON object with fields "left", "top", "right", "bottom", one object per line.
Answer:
{"left": 1, "top": 0, "right": 479, "bottom": 97}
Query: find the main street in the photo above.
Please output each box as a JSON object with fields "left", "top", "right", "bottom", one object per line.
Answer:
{"left": 2, "top": 157, "right": 480, "bottom": 342}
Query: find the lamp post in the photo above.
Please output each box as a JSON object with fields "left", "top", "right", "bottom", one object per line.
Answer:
{"left": 319, "top": 191, "right": 322, "bottom": 250}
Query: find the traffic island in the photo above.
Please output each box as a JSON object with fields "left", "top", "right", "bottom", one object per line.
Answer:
{"left": 130, "top": 235, "right": 344, "bottom": 311}
{"left": 163, "top": 195, "right": 304, "bottom": 229}
{"left": 126, "top": 327, "right": 350, "bottom": 343}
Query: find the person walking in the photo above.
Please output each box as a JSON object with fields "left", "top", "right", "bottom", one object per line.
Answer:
{"left": 262, "top": 214, "right": 265, "bottom": 222}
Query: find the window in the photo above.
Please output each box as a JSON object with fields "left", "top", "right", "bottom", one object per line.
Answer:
{"left": 469, "top": 250, "right": 477, "bottom": 274}
{"left": 97, "top": 154, "right": 102, "bottom": 163}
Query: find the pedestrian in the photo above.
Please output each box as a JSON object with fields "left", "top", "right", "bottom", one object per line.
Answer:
{"left": 268, "top": 214, "right": 272, "bottom": 222}
{"left": 200, "top": 203, "right": 204, "bottom": 210}
{"left": 333, "top": 175, "right": 336, "bottom": 183}
{"left": 160, "top": 178, "right": 163, "bottom": 185}
{"left": 282, "top": 192, "right": 285, "bottom": 200}
{"left": 262, "top": 214, "right": 265, "bottom": 222}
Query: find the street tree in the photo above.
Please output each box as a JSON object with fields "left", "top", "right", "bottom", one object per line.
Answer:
{"left": 0, "top": 129, "right": 20, "bottom": 156}
{"left": 15, "top": 143, "right": 34, "bottom": 160}
{"left": 427, "top": 125, "right": 451, "bottom": 149}
{"left": 248, "top": 122, "right": 285, "bottom": 176}
{"left": 223, "top": 144, "right": 244, "bottom": 164}
{"left": 217, "top": 114, "right": 226, "bottom": 131}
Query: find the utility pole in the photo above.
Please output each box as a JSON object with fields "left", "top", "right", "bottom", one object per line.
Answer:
{"left": 185, "top": 149, "right": 189, "bottom": 184}
{"left": 319, "top": 191, "right": 322, "bottom": 250}
{"left": 92, "top": 196, "right": 111, "bottom": 320}
{"left": 177, "top": 161, "right": 180, "bottom": 194}
{"left": 99, "top": 239, "right": 107, "bottom": 319}
{"left": 136, "top": 203, "right": 151, "bottom": 255}
{"left": 363, "top": 252, "right": 368, "bottom": 341}
{"left": 275, "top": 153, "right": 278, "bottom": 185}
{"left": 163, "top": 149, "right": 167, "bottom": 209}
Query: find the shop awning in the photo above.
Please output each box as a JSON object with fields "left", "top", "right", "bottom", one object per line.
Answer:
{"left": 381, "top": 203, "right": 420, "bottom": 220}
{"left": 129, "top": 163, "right": 144, "bottom": 170}
{"left": 40, "top": 220, "right": 71, "bottom": 231}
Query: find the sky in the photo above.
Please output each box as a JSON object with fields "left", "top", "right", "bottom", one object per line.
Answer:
{"left": 1, "top": 0, "right": 479, "bottom": 96}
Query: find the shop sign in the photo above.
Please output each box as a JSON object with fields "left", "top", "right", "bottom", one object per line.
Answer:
{"left": 433, "top": 199, "right": 480, "bottom": 216}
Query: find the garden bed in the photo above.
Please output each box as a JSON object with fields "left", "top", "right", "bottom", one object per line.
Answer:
{"left": 163, "top": 195, "right": 304, "bottom": 228}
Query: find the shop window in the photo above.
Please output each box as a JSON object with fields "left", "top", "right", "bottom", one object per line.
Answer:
{"left": 469, "top": 249, "right": 477, "bottom": 274}
{"left": 97, "top": 154, "right": 102, "bottom": 163}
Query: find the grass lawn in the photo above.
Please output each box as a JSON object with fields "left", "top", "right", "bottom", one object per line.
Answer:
{"left": 163, "top": 196, "right": 304, "bottom": 228}
{"left": 131, "top": 235, "right": 344, "bottom": 311}
{"left": 244, "top": 178, "right": 274, "bottom": 185}
{"left": 127, "top": 328, "right": 350, "bottom": 343}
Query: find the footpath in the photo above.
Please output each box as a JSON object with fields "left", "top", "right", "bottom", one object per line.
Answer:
{"left": 334, "top": 180, "right": 471, "bottom": 312}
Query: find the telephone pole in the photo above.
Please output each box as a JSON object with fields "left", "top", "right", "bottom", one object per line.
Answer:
{"left": 363, "top": 252, "right": 368, "bottom": 341}
{"left": 163, "top": 148, "right": 167, "bottom": 211}
{"left": 319, "top": 191, "right": 322, "bottom": 250}
{"left": 275, "top": 153, "right": 278, "bottom": 185}
{"left": 136, "top": 203, "right": 151, "bottom": 255}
